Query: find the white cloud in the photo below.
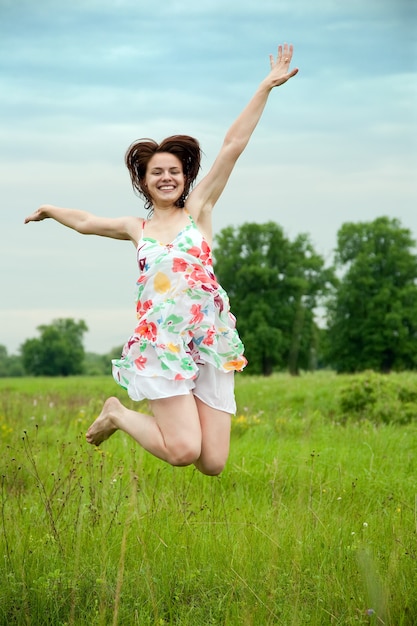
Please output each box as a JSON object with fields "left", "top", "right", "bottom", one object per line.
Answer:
{"left": 1, "top": 0, "right": 416, "bottom": 355}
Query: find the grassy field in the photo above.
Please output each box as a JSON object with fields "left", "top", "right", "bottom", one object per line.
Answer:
{"left": 0, "top": 372, "right": 416, "bottom": 625}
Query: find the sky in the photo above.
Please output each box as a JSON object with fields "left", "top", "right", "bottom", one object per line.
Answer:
{"left": 1, "top": 0, "right": 416, "bottom": 356}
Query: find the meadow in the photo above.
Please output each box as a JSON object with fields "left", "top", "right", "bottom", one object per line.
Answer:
{"left": 0, "top": 372, "right": 416, "bottom": 625}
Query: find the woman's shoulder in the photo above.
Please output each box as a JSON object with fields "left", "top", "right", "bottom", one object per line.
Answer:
{"left": 121, "top": 215, "right": 143, "bottom": 245}
{"left": 185, "top": 205, "right": 213, "bottom": 248}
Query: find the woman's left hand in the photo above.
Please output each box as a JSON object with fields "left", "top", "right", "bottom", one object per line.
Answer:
{"left": 268, "top": 43, "right": 298, "bottom": 87}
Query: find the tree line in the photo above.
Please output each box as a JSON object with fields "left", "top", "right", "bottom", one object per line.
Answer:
{"left": 2, "top": 216, "right": 416, "bottom": 377}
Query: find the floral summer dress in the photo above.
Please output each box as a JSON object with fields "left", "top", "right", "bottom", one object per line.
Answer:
{"left": 112, "top": 212, "right": 247, "bottom": 401}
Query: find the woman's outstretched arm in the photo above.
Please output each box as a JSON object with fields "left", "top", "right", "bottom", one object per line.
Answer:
{"left": 187, "top": 43, "right": 298, "bottom": 227}
{"left": 24, "top": 204, "right": 140, "bottom": 243}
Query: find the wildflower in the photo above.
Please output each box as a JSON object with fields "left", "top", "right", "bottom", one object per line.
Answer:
{"left": 363, "top": 522, "right": 368, "bottom": 528}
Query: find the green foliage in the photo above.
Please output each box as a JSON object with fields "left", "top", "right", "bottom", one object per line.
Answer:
{"left": 0, "top": 345, "right": 24, "bottom": 377}
{"left": 338, "top": 371, "right": 417, "bottom": 425}
{"left": 83, "top": 346, "right": 123, "bottom": 376}
{"left": 326, "top": 217, "right": 417, "bottom": 373}
{"left": 0, "top": 373, "right": 416, "bottom": 625}
{"left": 83, "top": 352, "right": 110, "bottom": 376}
{"left": 213, "top": 222, "right": 334, "bottom": 376}
{"left": 20, "top": 318, "right": 88, "bottom": 376}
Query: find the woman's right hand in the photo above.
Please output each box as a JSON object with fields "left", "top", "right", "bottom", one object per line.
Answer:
{"left": 24, "top": 205, "right": 52, "bottom": 224}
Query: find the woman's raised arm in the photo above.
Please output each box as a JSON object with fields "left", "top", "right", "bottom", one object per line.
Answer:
{"left": 187, "top": 43, "right": 298, "bottom": 228}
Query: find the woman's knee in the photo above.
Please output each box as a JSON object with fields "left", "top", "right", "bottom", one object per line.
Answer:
{"left": 195, "top": 453, "right": 228, "bottom": 476}
{"left": 166, "top": 439, "right": 201, "bottom": 467}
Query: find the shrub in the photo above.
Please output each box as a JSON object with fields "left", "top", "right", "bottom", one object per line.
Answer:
{"left": 338, "top": 371, "right": 417, "bottom": 424}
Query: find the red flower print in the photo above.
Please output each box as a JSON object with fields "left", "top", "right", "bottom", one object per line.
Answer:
{"left": 187, "top": 240, "right": 211, "bottom": 263}
{"left": 124, "top": 336, "right": 139, "bottom": 353}
{"left": 172, "top": 257, "right": 189, "bottom": 273}
{"left": 136, "top": 299, "right": 153, "bottom": 317}
{"left": 190, "top": 304, "right": 204, "bottom": 325}
{"left": 200, "top": 240, "right": 212, "bottom": 263}
{"left": 202, "top": 327, "right": 216, "bottom": 346}
{"left": 135, "top": 320, "right": 158, "bottom": 341}
{"left": 134, "top": 355, "right": 147, "bottom": 370}
{"left": 188, "top": 265, "right": 217, "bottom": 290}
{"left": 186, "top": 245, "right": 201, "bottom": 258}
{"left": 214, "top": 293, "right": 224, "bottom": 312}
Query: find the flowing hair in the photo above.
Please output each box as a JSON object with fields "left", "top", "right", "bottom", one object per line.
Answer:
{"left": 125, "top": 135, "right": 202, "bottom": 211}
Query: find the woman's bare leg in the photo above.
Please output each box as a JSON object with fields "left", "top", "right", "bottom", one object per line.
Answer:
{"left": 86, "top": 394, "right": 202, "bottom": 466}
{"left": 193, "top": 396, "right": 231, "bottom": 476}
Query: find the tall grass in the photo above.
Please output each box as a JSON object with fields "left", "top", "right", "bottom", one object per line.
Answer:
{"left": 0, "top": 373, "right": 416, "bottom": 625}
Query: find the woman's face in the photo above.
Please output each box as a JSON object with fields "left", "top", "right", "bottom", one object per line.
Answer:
{"left": 144, "top": 152, "right": 185, "bottom": 207}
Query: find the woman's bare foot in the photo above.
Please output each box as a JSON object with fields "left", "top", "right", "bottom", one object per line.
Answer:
{"left": 86, "top": 397, "right": 122, "bottom": 446}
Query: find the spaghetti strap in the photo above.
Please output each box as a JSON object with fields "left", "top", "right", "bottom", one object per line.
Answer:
{"left": 141, "top": 219, "right": 146, "bottom": 238}
{"left": 184, "top": 208, "right": 195, "bottom": 226}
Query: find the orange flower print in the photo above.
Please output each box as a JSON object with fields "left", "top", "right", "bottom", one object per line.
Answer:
{"left": 135, "top": 320, "right": 158, "bottom": 341}
{"left": 223, "top": 357, "right": 248, "bottom": 371}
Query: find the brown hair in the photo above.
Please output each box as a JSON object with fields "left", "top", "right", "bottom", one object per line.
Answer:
{"left": 125, "top": 135, "right": 202, "bottom": 211}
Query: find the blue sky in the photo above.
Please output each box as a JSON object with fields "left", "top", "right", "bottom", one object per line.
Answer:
{"left": 1, "top": 0, "right": 416, "bottom": 355}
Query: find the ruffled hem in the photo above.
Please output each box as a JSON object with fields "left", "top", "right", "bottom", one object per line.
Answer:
{"left": 112, "top": 333, "right": 247, "bottom": 401}
{"left": 112, "top": 366, "right": 197, "bottom": 402}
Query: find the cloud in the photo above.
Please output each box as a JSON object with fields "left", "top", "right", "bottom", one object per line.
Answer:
{"left": 1, "top": 0, "right": 416, "bottom": 355}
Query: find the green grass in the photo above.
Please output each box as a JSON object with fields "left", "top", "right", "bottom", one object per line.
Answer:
{"left": 1, "top": 373, "right": 416, "bottom": 625}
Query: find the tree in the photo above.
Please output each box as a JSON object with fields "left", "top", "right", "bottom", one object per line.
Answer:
{"left": 213, "top": 222, "right": 333, "bottom": 375}
{"left": 21, "top": 318, "right": 88, "bottom": 376}
{"left": 0, "top": 345, "right": 8, "bottom": 377}
{"left": 326, "top": 217, "right": 417, "bottom": 373}
{"left": 84, "top": 345, "right": 124, "bottom": 376}
{"left": 0, "top": 345, "right": 24, "bottom": 377}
